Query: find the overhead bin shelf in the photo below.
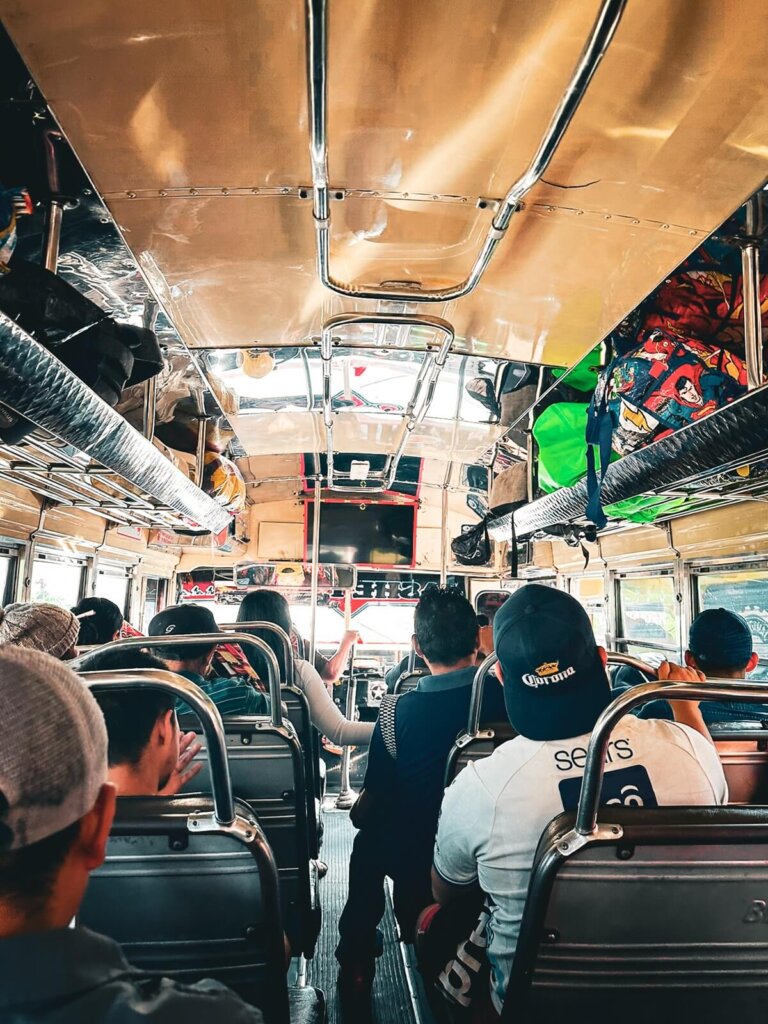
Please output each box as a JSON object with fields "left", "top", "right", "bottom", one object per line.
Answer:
{"left": 0, "top": 311, "right": 231, "bottom": 534}
{"left": 489, "top": 383, "right": 768, "bottom": 539}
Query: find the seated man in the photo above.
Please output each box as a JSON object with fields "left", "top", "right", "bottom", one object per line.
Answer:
{"left": 148, "top": 605, "right": 270, "bottom": 716}
{"left": 617, "top": 608, "right": 766, "bottom": 727}
{"left": 336, "top": 586, "right": 506, "bottom": 1021}
{"left": 430, "top": 585, "right": 727, "bottom": 1020}
{"left": 0, "top": 601, "right": 79, "bottom": 660}
{"left": 86, "top": 648, "right": 203, "bottom": 797}
{"left": 0, "top": 645, "right": 264, "bottom": 1022}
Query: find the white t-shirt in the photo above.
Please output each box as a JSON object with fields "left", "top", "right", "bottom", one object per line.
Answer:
{"left": 433, "top": 715, "right": 728, "bottom": 1013}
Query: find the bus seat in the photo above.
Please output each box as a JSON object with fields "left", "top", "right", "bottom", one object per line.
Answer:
{"left": 505, "top": 805, "right": 768, "bottom": 1023}
{"left": 79, "top": 795, "right": 305, "bottom": 1024}
{"left": 444, "top": 721, "right": 517, "bottom": 787}
{"left": 282, "top": 684, "right": 323, "bottom": 851}
{"left": 184, "top": 717, "right": 320, "bottom": 959}
{"left": 394, "top": 669, "right": 429, "bottom": 694}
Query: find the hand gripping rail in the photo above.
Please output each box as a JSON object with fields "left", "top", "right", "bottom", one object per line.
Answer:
{"left": 72, "top": 632, "right": 283, "bottom": 729}
{"left": 80, "top": 668, "right": 237, "bottom": 826}
{"left": 572, "top": 676, "right": 768, "bottom": 840}
{"left": 319, "top": 313, "right": 454, "bottom": 490}
{"left": 305, "top": 0, "right": 627, "bottom": 301}
{"left": 220, "top": 621, "right": 295, "bottom": 686}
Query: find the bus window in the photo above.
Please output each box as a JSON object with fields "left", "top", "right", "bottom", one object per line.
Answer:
{"left": 94, "top": 565, "right": 132, "bottom": 616}
{"left": 570, "top": 576, "right": 606, "bottom": 647}
{"left": 0, "top": 550, "right": 17, "bottom": 605}
{"left": 289, "top": 603, "right": 346, "bottom": 649}
{"left": 351, "top": 602, "right": 417, "bottom": 649}
{"left": 30, "top": 554, "right": 85, "bottom": 608}
{"left": 695, "top": 566, "right": 768, "bottom": 680}
{"left": 142, "top": 578, "right": 167, "bottom": 629}
{"left": 616, "top": 573, "right": 681, "bottom": 661}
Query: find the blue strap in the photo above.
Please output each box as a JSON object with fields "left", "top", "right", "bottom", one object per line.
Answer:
{"left": 585, "top": 368, "right": 615, "bottom": 529}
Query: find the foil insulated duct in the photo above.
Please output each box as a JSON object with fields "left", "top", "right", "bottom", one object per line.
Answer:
{"left": 0, "top": 310, "right": 231, "bottom": 534}
{"left": 490, "top": 384, "right": 768, "bottom": 538}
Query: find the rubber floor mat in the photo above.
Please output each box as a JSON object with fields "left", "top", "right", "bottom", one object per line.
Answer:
{"left": 306, "top": 807, "right": 418, "bottom": 1024}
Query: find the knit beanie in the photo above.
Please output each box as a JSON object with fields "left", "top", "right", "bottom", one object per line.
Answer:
{"left": 0, "top": 602, "right": 80, "bottom": 659}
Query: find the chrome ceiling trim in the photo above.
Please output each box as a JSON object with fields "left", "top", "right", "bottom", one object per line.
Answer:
{"left": 305, "top": 0, "right": 627, "bottom": 302}
{"left": 0, "top": 310, "right": 231, "bottom": 533}
{"left": 318, "top": 313, "right": 454, "bottom": 491}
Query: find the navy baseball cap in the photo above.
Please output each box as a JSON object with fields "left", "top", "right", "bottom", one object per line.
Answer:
{"left": 148, "top": 604, "right": 222, "bottom": 645}
{"left": 493, "top": 584, "right": 611, "bottom": 741}
{"left": 688, "top": 608, "right": 754, "bottom": 669}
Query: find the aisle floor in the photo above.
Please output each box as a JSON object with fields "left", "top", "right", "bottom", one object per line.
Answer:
{"left": 307, "top": 806, "right": 418, "bottom": 1024}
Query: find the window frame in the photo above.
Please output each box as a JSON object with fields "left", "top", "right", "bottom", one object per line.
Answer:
{"left": 690, "top": 558, "right": 768, "bottom": 676}
{"left": 93, "top": 561, "right": 134, "bottom": 618}
{"left": 29, "top": 549, "right": 87, "bottom": 608}
{"left": 612, "top": 567, "right": 682, "bottom": 661}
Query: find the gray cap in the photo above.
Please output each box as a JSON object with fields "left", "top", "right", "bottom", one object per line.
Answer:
{"left": 0, "top": 602, "right": 80, "bottom": 659}
{"left": 0, "top": 647, "right": 108, "bottom": 850}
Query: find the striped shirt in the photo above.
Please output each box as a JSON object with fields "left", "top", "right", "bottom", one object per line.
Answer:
{"left": 177, "top": 671, "right": 270, "bottom": 717}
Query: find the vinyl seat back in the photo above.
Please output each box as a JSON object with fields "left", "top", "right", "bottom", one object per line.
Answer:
{"left": 506, "top": 806, "right": 768, "bottom": 1024}
{"left": 80, "top": 795, "right": 289, "bottom": 1023}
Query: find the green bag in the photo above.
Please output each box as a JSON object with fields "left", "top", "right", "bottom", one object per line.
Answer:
{"left": 533, "top": 401, "right": 690, "bottom": 524}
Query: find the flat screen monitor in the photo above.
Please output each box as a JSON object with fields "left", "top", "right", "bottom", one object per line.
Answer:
{"left": 305, "top": 501, "right": 416, "bottom": 567}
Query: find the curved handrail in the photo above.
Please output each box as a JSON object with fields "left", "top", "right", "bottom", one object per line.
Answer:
{"left": 575, "top": 677, "right": 768, "bottom": 837}
{"left": 319, "top": 313, "right": 453, "bottom": 490}
{"left": 80, "top": 668, "right": 236, "bottom": 826}
{"left": 220, "top": 620, "right": 295, "bottom": 686}
{"left": 72, "top": 632, "right": 283, "bottom": 729}
{"left": 305, "top": 0, "right": 627, "bottom": 301}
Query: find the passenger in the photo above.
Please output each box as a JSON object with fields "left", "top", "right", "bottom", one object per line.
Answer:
{"left": 335, "top": 586, "right": 507, "bottom": 1022}
{"left": 384, "top": 646, "right": 428, "bottom": 691}
{"left": 0, "top": 601, "right": 79, "bottom": 660}
{"left": 427, "top": 586, "right": 727, "bottom": 1019}
{"left": 619, "top": 609, "right": 766, "bottom": 727}
{"left": 237, "top": 590, "right": 373, "bottom": 746}
{"left": 148, "top": 604, "right": 270, "bottom": 717}
{"left": 0, "top": 646, "right": 264, "bottom": 1023}
{"left": 85, "top": 648, "right": 203, "bottom": 796}
{"left": 72, "top": 596, "right": 123, "bottom": 647}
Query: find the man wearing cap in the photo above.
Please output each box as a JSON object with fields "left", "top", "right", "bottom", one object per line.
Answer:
{"left": 430, "top": 585, "right": 727, "bottom": 1018}
{"left": 148, "top": 605, "right": 270, "bottom": 717}
{"left": 0, "top": 601, "right": 79, "bottom": 660}
{"left": 0, "top": 646, "right": 264, "bottom": 1022}
{"left": 618, "top": 608, "right": 767, "bottom": 728}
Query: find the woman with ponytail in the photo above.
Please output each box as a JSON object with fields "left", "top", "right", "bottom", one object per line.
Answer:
{"left": 72, "top": 596, "right": 124, "bottom": 648}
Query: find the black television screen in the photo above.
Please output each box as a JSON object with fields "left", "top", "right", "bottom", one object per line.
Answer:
{"left": 305, "top": 502, "right": 416, "bottom": 566}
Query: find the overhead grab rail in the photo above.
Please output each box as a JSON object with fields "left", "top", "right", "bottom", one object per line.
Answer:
{"left": 220, "top": 620, "right": 296, "bottom": 687}
{"left": 319, "top": 313, "right": 454, "bottom": 490}
{"left": 81, "top": 668, "right": 236, "bottom": 826}
{"left": 305, "top": 0, "right": 627, "bottom": 302}
{"left": 72, "top": 631, "right": 283, "bottom": 729}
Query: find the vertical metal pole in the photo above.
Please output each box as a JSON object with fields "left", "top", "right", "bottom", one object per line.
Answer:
{"left": 194, "top": 388, "right": 207, "bottom": 489}
{"left": 335, "top": 640, "right": 357, "bottom": 809}
{"left": 743, "top": 196, "right": 764, "bottom": 391}
{"left": 309, "top": 479, "right": 321, "bottom": 668}
{"left": 42, "top": 129, "right": 64, "bottom": 274}
{"left": 440, "top": 486, "right": 449, "bottom": 586}
{"left": 142, "top": 298, "right": 159, "bottom": 441}
{"left": 43, "top": 201, "right": 63, "bottom": 273}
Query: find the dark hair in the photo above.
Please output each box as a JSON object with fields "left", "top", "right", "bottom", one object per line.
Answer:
{"left": 86, "top": 650, "right": 177, "bottom": 767}
{"left": 414, "top": 586, "right": 479, "bottom": 666}
{"left": 236, "top": 590, "right": 292, "bottom": 681}
{"left": 0, "top": 817, "right": 80, "bottom": 912}
{"left": 72, "top": 597, "right": 123, "bottom": 647}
